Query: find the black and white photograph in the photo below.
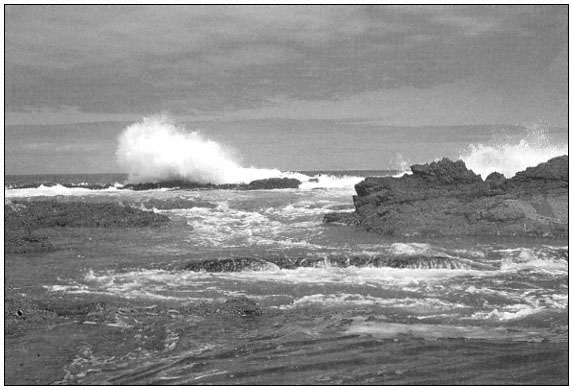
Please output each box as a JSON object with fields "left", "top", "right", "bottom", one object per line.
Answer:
{"left": 4, "top": 4, "right": 569, "bottom": 385}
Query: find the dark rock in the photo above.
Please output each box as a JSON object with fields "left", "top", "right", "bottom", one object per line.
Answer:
{"left": 183, "top": 258, "right": 279, "bottom": 272}
{"left": 485, "top": 172, "right": 506, "bottom": 187}
{"left": 123, "top": 181, "right": 222, "bottom": 191}
{"left": 410, "top": 158, "right": 482, "bottom": 184}
{"left": 40, "top": 301, "right": 108, "bottom": 317}
{"left": 122, "top": 177, "right": 301, "bottom": 191}
{"left": 181, "top": 253, "right": 474, "bottom": 272}
{"left": 198, "top": 296, "right": 262, "bottom": 318}
{"left": 61, "top": 183, "right": 117, "bottom": 190}
{"left": 323, "top": 212, "right": 360, "bottom": 225}
{"left": 4, "top": 200, "right": 169, "bottom": 229}
{"left": 246, "top": 177, "right": 301, "bottom": 190}
{"left": 222, "top": 297, "right": 262, "bottom": 317}
{"left": 183, "top": 256, "right": 317, "bottom": 272}
{"left": 326, "top": 156, "right": 568, "bottom": 238}
{"left": 513, "top": 155, "right": 568, "bottom": 182}
{"left": 135, "top": 198, "right": 216, "bottom": 210}
{"left": 4, "top": 199, "right": 169, "bottom": 254}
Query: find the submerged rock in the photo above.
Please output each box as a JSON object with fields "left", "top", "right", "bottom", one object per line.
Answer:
{"left": 325, "top": 156, "right": 568, "bottom": 238}
{"left": 135, "top": 198, "right": 216, "bottom": 210}
{"left": 197, "top": 297, "right": 263, "bottom": 318}
{"left": 4, "top": 229, "right": 53, "bottom": 254}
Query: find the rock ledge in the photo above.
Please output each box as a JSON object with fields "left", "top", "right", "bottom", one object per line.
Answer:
{"left": 325, "top": 156, "right": 568, "bottom": 238}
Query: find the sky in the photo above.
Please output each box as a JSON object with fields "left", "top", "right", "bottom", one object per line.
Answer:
{"left": 4, "top": 5, "right": 569, "bottom": 174}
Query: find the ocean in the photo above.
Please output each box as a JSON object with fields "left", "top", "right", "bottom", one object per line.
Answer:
{"left": 4, "top": 120, "right": 569, "bottom": 385}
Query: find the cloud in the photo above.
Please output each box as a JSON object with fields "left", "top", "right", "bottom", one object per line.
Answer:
{"left": 211, "top": 73, "right": 568, "bottom": 127}
{"left": 5, "top": 5, "right": 568, "bottom": 124}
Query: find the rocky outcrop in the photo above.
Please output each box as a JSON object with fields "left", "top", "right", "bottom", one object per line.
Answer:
{"left": 322, "top": 212, "right": 360, "bottom": 226}
{"left": 5, "top": 200, "right": 169, "bottom": 254}
{"left": 7, "top": 177, "right": 302, "bottom": 192}
{"left": 246, "top": 177, "right": 301, "bottom": 190}
{"left": 123, "top": 180, "right": 220, "bottom": 191}
{"left": 5, "top": 199, "right": 169, "bottom": 229}
{"left": 324, "top": 156, "right": 568, "bottom": 238}
{"left": 123, "top": 177, "right": 301, "bottom": 191}
{"left": 181, "top": 253, "right": 490, "bottom": 271}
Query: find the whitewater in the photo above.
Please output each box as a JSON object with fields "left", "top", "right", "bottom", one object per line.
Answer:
{"left": 4, "top": 118, "right": 568, "bottom": 385}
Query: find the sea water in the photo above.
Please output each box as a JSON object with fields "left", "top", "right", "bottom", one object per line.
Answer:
{"left": 4, "top": 119, "right": 568, "bottom": 385}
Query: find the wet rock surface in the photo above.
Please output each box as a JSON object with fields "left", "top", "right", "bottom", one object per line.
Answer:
{"left": 245, "top": 178, "right": 301, "bottom": 190}
{"left": 183, "top": 258, "right": 280, "bottom": 272}
{"left": 134, "top": 198, "right": 217, "bottom": 210}
{"left": 8, "top": 177, "right": 302, "bottom": 192}
{"left": 322, "top": 212, "right": 360, "bottom": 225}
{"left": 196, "top": 297, "right": 263, "bottom": 318}
{"left": 181, "top": 253, "right": 481, "bottom": 272}
{"left": 4, "top": 199, "right": 169, "bottom": 254}
{"left": 123, "top": 180, "right": 223, "bottom": 191}
{"left": 123, "top": 177, "right": 301, "bottom": 191}
{"left": 324, "top": 156, "right": 568, "bottom": 238}
{"left": 5, "top": 199, "right": 169, "bottom": 229}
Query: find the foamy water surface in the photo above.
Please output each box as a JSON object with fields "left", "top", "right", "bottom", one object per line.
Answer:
{"left": 5, "top": 120, "right": 568, "bottom": 385}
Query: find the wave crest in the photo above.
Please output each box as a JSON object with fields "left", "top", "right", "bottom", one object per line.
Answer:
{"left": 116, "top": 116, "right": 282, "bottom": 184}
{"left": 459, "top": 124, "right": 567, "bottom": 178}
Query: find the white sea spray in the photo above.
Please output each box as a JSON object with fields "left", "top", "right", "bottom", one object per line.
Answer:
{"left": 459, "top": 124, "right": 567, "bottom": 178}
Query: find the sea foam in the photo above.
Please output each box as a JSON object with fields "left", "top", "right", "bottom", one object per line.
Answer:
{"left": 459, "top": 124, "right": 567, "bottom": 178}
{"left": 5, "top": 184, "right": 122, "bottom": 198}
{"left": 116, "top": 116, "right": 282, "bottom": 184}
{"left": 116, "top": 116, "right": 372, "bottom": 189}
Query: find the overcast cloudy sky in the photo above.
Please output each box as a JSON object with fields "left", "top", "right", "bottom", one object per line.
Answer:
{"left": 5, "top": 5, "right": 568, "bottom": 126}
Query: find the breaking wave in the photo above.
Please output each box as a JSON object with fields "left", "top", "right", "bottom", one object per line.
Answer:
{"left": 116, "top": 116, "right": 283, "bottom": 185}
{"left": 115, "top": 116, "right": 375, "bottom": 189}
{"left": 459, "top": 124, "right": 567, "bottom": 178}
